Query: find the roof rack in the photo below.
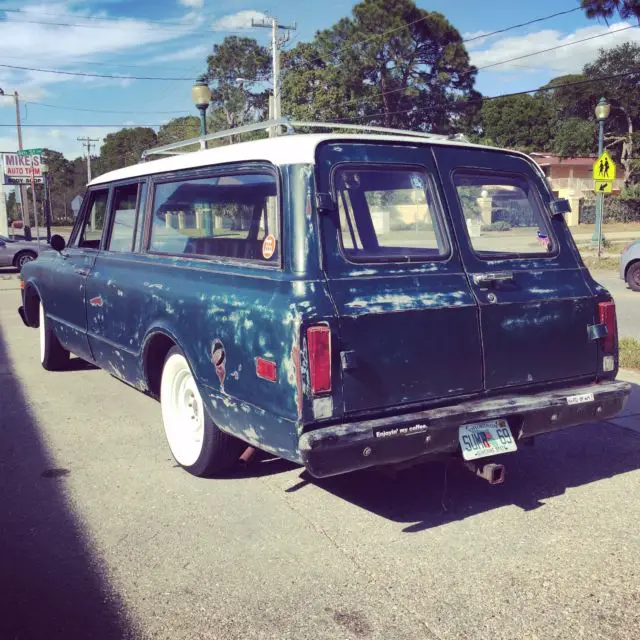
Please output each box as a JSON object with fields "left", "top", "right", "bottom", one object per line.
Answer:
{"left": 140, "top": 118, "right": 457, "bottom": 161}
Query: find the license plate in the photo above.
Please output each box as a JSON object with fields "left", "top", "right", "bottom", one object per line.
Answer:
{"left": 458, "top": 419, "right": 517, "bottom": 461}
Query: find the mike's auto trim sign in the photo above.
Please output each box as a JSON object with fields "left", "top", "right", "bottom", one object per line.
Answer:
{"left": 2, "top": 152, "right": 44, "bottom": 184}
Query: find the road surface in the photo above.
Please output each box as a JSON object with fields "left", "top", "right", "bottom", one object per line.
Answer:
{"left": 1, "top": 274, "right": 640, "bottom": 640}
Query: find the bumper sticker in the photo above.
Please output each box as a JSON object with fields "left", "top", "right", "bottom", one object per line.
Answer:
{"left": 374, "top": 423, "right": 429, "bottom": 439}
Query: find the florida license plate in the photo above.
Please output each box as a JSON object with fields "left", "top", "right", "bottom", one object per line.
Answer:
{"left": 458, "top": 419, "right": 517, "bottom": 461}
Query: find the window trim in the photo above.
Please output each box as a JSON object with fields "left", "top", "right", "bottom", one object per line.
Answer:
{"left": 70, "top": 187, "right": 111, "bottom": 250}
{"left": 102, "top": 179, "right": 144, "bottom": 254}
{"left": 451, "top": 168, "right": 559, "bottom": 261}
{"left": 144, "top": 162, "right": 283, "bottom": 269}
{"left": 329, "top": 161, "right": 452, "bottom": 265}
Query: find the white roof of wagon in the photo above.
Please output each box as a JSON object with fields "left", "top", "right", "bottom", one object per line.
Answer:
{"left": 88, "top": 132, "right": 495, "bottom": 187}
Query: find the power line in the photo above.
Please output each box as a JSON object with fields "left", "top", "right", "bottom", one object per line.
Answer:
{"left": 2, "top": 67, "right": 638, "bottom": 130}
{"left": 284, "top": 6, "right": 583, "bottom": 73}
{"left": 336, "top": 67, "right": 640, "bottom": 123}
{"left": 327, "top": 24, "right": 639, "bottom": 113}
{"left": 26, "top": 101, "right": 193, "bottom": 115}
{"left": 0, "top": 63, "right": 193, "bottom": 81}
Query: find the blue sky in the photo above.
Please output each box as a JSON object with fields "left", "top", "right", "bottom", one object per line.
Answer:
{"left": 0, "top": 0, "right": 638, "bottom": 159}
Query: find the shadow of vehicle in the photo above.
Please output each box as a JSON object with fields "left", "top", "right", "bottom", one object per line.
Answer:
{"left": 299, "top": 415, "right": 640, "bottom": 533}
{"left": 0, "top": 324, "right": 136, "bottom": 638}
{"left": 63, "top": 356, "right": 100, "bottom": 372}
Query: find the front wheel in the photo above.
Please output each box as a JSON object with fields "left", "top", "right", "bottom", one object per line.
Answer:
{"left": 39, "top": 302, "right": 70, "bottom": 371}
{"left": 160, "top": 346, "right": 243, "bottom": 477}
{"left": 15, "top": 251, "right": 36, "bottom": 271}
{"left": 626, "top": 262, "right": 640, "bottom": 292}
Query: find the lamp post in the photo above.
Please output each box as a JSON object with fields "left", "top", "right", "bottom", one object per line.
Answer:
{"left": 592, "top": 96, "right": 611, "bottom": 254}
{"left": 191, "top": 75, "right": 212, "bottom": 139}
{"left": 41, "top": 163, "right": 52, "bottom": 243}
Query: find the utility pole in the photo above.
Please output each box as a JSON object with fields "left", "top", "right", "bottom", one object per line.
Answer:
{"left": 251, "top": 15, "right": 296, "bottom": 136}
{"left": 12, "top": 91, "right": 29, "bottom": 230}
{"left": 77, "top": 137, "right": 99, "bottom": 229}
{"left": 77, "top": 137, "right": 99, "bottom": 183}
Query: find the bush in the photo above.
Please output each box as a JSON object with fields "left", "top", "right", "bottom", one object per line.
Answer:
{"left": 482, "top": 221, "right": 511, "bottom": 232}
{"left": 390, "top": 220, "right": 433, "bottom": 232}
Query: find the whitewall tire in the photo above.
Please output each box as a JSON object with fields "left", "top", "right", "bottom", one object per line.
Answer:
{"left": 38, "top": 302, "right": 70, "bottom": 371}
{"left": 160, "top": 346, "right": 243, "bottom": 477}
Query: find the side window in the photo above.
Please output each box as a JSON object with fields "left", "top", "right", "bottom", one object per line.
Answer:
{"left": 453, "top": 171, "right": 556, "bottom": 257}
{"left": 77, "top": 190, "right": 109, "bottom": 249}
{"left": 106, "top": 184, "right": 139, "bottom": 253}
{"left": 149, "top": 172, "right": 279, "bottom": 264}
{"left": 334, "top": 166, "right": 448, "bottom": 262}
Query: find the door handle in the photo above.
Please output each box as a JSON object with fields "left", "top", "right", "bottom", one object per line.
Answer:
{"left": 74, "top": 267, "right": 89, "bottom": 276}
{"left": 472, "top": 272, "right": 514, "bottom": 287}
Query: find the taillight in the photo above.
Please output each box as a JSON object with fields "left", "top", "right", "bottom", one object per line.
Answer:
{"left": 598, "top": 301, "right": 616, "bottom": 354}
{"left": 307, "top": 325, "right": 331, "bottom": 395}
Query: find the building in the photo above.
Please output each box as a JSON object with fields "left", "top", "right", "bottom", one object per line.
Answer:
{"left": 531, "top": 153, "right": 623, "bottom": 226}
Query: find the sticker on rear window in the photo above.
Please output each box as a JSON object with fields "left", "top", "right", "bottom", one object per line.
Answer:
{"left": 262, "top": 234, "right": 276, "bottom": 260}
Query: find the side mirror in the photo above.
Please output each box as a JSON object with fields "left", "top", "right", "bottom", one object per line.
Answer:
{"left": 50, "top": 234, "right": 66, "bottom": 252}
{"left": 550, "top": 198, "right": 571, "bottom": 218}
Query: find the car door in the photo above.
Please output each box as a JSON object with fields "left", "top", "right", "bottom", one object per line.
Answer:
{"left": 85, "top": 180, "right": 147, "bottom": 379}
{"left": 44, "top": 188, "right": 110, "bottom": 361}
{"left": 0, "top": 237, "right": 11, "bottom": 266}
{"left": 433, "top": 146, "right": 599, "bottom": 392}
{"left": 316, "top": 142, "right": 484, "bottom": 416}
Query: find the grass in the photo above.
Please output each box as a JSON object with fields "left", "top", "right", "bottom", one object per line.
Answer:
{"left": 581, "top": 255, "right": 621, "bottom": 271}
{"left": 619, "top": 338, "right": 640, "bottom": 371}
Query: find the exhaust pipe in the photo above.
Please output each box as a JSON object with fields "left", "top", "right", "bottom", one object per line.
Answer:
{"left": 239, "top": 446, "right": 257, "bottom": 465}
{"left": 464, "top": 461, "right": 505, "bottom": 485}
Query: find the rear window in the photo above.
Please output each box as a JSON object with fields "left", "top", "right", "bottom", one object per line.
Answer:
{"left": 453, "top": 170, "right": 556, "bottom": 257}
{"left": 149, "top": 172, "right": 279, "bottom": 264}
{"left": 333, "top": 166, "right": 448, "bottom": 263}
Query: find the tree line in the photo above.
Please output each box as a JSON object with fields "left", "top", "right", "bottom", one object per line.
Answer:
{"left": 8, "top": 0, "right": 639, "bottom": 224}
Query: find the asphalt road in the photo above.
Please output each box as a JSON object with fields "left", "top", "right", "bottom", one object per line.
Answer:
{"left": 1, "top": 274, "right": 640, "bottom": 640}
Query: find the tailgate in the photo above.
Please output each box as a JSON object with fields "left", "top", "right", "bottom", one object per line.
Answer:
{"left": 433, "top": 146, "right": 599, "bottom": 391}
{"left": 316, "top": 141, "right": 484, "bottom": 415}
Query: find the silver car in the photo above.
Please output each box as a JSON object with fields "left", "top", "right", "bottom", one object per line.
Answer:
{"left": 620, "top": 240, "right": 640, "bottom": 292}
{"left": 0, "top": 235, "right": 40, "bottom": 271}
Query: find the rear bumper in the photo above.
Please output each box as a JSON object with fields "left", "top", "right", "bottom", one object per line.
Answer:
{"left": 299, "top": 380, "right": 631, "bottom": 478}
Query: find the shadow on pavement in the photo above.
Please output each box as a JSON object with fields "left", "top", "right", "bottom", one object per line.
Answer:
{"left": 0, "top": 323, "right": 136, "bottom": 638}
{"left": 309, "top": 406, "right": 640, "bottom": 532}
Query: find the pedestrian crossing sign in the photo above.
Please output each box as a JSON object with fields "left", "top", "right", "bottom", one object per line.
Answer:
{"left": 594, "top": 180, "right": 613, "bottom": 193}
{"left": 593, "top": 151, "right": 616, "bottom": 181}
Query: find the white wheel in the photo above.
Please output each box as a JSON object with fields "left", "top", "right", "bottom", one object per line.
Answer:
{"left": 161, "top": 351, "right": 206, "bottom": 467}
{"left": 39, "top": 302, "right": 46, "bottom": 365}
{"left": 38, "top": 300, "right": 69, "bottom": 371}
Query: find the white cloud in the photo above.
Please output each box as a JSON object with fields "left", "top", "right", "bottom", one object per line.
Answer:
{"left": 0, "top": 0, "right": 203, "bottom": 97}
{"left": 470, "top": 22, "right": 640, "bottom": 75}
{"left": 147, "top": 44, "right": 210, "bottom": 64}
{"left": 179, "top": 0, "right": 204, "bottom": 7}
{"left": 212, "top": 10, "right": 267, "bottom": 31}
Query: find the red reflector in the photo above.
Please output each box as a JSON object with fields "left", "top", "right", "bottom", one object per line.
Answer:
{"left": 598, "top": 301, "right": 616, "bottom": 353}
{"left": 256, "top": 357, "right": 277, "bottom": 382}
{"left": 307, "top": 325, "right": 331, "bottom": 395}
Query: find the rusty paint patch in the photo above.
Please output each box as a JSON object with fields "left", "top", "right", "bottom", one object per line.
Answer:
{"left": 89, "top": 295, "right": 103, "bottom": 307}
{"left": 211, "top": 339, "right": 226, "bottom": 385}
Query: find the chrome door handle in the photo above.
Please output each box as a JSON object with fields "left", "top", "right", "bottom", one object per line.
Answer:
{"left": 74, "top": 267, "right": 89, "bottom": 276}
{"left": 472, "top": 272, "right": 514, "bottom": 287}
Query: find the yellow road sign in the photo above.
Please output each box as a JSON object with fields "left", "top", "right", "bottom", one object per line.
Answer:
{"left": 594, "top": 180, "right": 613, "bottom": 193}
{"left": 593, "top": 150, "right": 616, "bottom": 181}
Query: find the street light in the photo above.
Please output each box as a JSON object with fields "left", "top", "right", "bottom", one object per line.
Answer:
{"left": 592, "top": 96, "right": 611, "bottom": 251}
{"left": 191, "top": 75, "right": 211, "bottom": 137}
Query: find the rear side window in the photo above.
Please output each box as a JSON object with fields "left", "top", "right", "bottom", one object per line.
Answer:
{"left": 453, "top": 171, "right": 556, "bottom": 257}
{"left": 107, "top": 184, "right": 138, "bottom": 253}
{"left": 333, "top": 166, "right": 448, "bottom": 262}
{"left": 149, "top": 172, "right": 279, "bottom": 264}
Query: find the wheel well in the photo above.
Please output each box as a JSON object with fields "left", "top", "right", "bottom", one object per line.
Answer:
{"left": 625, "top": 259, "right": 640, "bottom": 278}
{"left": 13, "top": 250, "right": 37, "bottom": 266}
{"left": 144, "top": 333, "right": 176, "bottom": 398}
{"left": 24, "top": 285, "right": 41, "bottom": 327}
